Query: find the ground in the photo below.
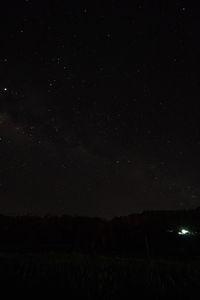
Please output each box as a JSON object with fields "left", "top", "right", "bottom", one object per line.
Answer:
{"left": 0, "top": 251, "right": 199, "bottom": 298}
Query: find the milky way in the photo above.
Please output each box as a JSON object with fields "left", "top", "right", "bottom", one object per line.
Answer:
{"left": 0, "top": 1, "right": 199, "bottom": 218}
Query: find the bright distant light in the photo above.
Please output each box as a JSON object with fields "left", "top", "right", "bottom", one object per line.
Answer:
{"left": 3, "top": 88, "right": 7, "bottom": 91}
{"left": 178, "top": 228, "right": 189, "bottom": 235}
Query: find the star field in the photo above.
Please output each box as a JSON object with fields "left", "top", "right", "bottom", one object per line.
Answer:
{"left": 0, "top": 1, "right": 199, "bottom": 218}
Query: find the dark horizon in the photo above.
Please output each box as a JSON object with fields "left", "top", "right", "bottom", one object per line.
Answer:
{"left": 1, "top": 206, "right": 200, "bottom": 221}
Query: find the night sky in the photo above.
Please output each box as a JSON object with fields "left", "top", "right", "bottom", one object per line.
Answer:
{"left": 0, "top": 1, "right": 199, "bottom": 218}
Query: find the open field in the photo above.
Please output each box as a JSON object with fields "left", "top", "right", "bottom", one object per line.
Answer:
{"left": 1, "top": 251, "right": 200, "bottom": 298}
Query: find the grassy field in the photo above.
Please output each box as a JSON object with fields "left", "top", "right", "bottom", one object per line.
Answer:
{"left": 0, "top": 251, "right": 200, "bottom": 298}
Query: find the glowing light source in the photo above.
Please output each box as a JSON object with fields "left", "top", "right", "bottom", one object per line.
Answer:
{"left": 178, "top": 228, "right": 190, "bottom": 235}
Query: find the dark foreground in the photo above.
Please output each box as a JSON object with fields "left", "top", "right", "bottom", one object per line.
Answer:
{"left": 1, "top": 251, "right": 200, "bottom": 299}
